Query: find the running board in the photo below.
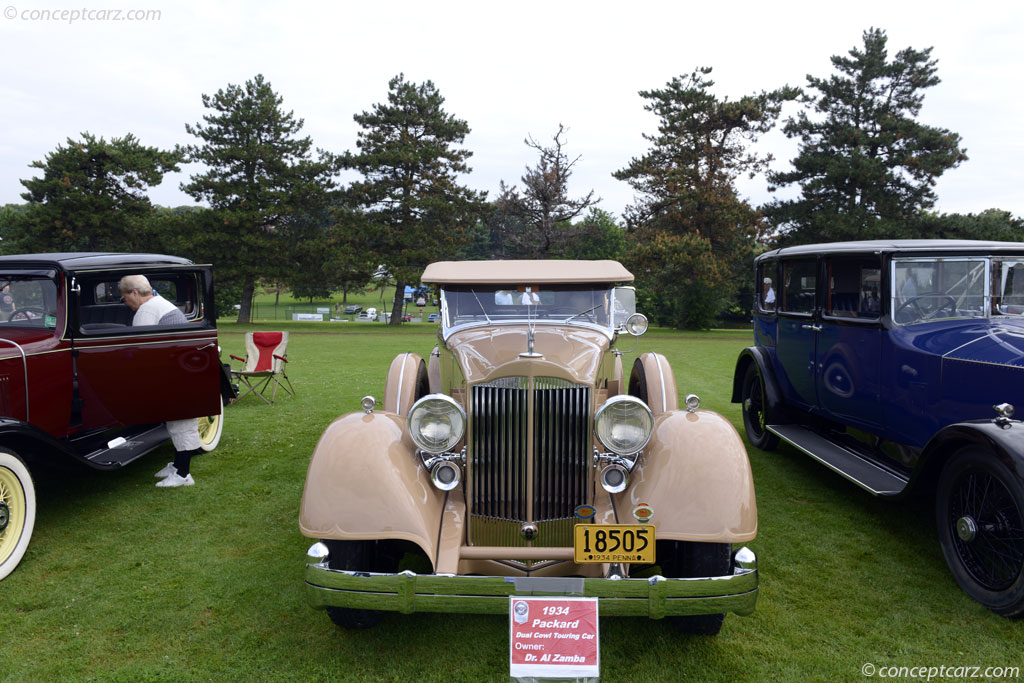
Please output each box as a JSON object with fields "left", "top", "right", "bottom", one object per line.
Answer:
{"left": 767, "top": 424, "right": 909, "bottom": 496}
{"left": 80, "top": 424, "right": 170, "bottom": 469}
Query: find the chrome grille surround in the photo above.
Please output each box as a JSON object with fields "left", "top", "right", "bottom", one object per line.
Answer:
{"left": 468, "top": 376, "right": 592, "bottom": 548}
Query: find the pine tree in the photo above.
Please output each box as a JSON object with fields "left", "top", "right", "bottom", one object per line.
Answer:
{"left": 765, "top": 28, "right": 968, "bottom": 243}
{"left": 181, "top": 74, "right": 336, "bottom": 323}
{"left": 15, "top": 133, "right": 181, "bottom": 252}
{"left": 614, "top": 68, "right": 796, "bottom": 328}
{"left": 343, "top": 74, "right": 484, "bottom": 325}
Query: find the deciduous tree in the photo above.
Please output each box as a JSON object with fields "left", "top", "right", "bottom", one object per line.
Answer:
{"left": 342, "top": 74, "right": 484, "bottom": 325}
{"left": 499, "top": 125, "right": 600, "bottom": 258}
{"left": 765, "top": 28, "right": 968, "bottom": 243}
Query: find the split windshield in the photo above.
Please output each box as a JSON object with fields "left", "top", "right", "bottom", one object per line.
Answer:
{"left": 442, "top": 285, "right": 612, "bottom": 327}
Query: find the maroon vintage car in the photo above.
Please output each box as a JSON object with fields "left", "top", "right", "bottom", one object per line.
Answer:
{"left": 0, "top": 253, "right": 232, "bottom": 581}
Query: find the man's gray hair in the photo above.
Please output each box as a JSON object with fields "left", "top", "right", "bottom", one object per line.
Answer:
{"left": 118, "top": 274, "right": 153, "bottom": 296}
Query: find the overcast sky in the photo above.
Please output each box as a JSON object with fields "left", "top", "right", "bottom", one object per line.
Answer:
{"left": 2, "top": 0, "right": 1022, "bottom": 222}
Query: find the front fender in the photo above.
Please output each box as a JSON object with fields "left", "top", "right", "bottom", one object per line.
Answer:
{"left": 623, "top": 409, "right": 757, "bottom": 543}
{"left": 298, "top": 411, "right": 445, "bottom": 565}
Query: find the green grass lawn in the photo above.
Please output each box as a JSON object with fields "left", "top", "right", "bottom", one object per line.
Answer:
{"left": 1, "top": 324, "right": 1019, "bottom": 681}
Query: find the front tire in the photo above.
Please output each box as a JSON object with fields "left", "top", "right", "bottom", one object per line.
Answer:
{"left": 741, "top": 364, "right": 778, "bottom": 451}
{"left": 323, "top": 540, "right": 397, "bottom": 629}
{"left": 659, "top": 541, "right": 732, "bottom": 635}
{"left": 936, "top": 447, "right": 1024, "bottom": 617}
{"left": 0, "top": 450, "right": 36, "bottom": 581}
{"left": 197, "top": 396, "right": 224, "bottom": 452}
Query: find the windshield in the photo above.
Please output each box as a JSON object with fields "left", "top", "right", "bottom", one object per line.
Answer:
{"left": 442, "top": 285, "right": 612, "bottom": 328}
{"left": 0, "top": 273, "right": 59, "bottom": 328}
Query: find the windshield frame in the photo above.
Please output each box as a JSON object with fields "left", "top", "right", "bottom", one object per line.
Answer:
{"left": 439, "top": 284, "right": 622, "bottom": 339}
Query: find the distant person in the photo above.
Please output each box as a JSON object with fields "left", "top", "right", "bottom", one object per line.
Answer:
{"left": 118, "top": 274, "right": 202, "bottom": 488}
{"left": 0, "top": 284, "right": 14, "bottom": 314}
{"left": 763, "top": 278, "right": 776, "bottom": 307}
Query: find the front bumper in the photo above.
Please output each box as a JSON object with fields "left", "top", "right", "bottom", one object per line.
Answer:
{"left": 304, "top": 544, "right": 758, "bottom": 618}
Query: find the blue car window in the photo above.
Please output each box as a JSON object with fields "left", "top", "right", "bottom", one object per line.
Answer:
{"left": 780, "top": 260, "right": 816, "bottom": 314}
{"left": 893, "top": 259, "right": 987, "bottom": 325}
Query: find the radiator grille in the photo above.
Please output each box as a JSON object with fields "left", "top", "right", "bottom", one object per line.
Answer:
{"left": 469, "top": 377, "right": 591, "bottom": 547}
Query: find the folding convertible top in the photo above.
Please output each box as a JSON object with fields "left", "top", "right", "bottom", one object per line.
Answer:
{"left": 421, "top": 260, "right": 634, "bottom": 285}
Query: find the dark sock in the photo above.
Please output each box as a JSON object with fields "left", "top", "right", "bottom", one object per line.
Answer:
{"left": 173, "top": 450, "right": 192, "bottom": 477}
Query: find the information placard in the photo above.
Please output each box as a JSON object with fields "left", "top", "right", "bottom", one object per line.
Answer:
{"left": 509, "top": 597, "right": 599, "bottom": 680}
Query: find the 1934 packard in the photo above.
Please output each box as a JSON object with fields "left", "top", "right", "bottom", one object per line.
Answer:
{"left": 301, "top": 260, "right": 758, "bottom": 635}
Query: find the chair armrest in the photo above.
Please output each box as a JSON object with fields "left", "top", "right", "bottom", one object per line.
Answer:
{"left": 273, "top": 354, "right": 288, "bottom": 363}
{"left": 230, "top": 355, "right": 246, "bottom": 363}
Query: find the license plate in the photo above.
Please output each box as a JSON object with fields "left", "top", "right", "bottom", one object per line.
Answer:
{"left": 573, "top": 524, "right": 655, "bottom": 564}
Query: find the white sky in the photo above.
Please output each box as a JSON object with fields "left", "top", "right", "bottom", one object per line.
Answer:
{"left": 2, "top": 0, "right": 1022, "bottom": 222}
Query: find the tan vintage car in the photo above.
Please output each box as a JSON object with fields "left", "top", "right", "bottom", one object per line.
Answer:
{"left": 299, "top": 260, "right": 758, "bottom": 635}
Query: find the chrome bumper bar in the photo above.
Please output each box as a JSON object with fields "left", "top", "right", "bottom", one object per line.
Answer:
{"left": 304, "top": 545, "right": 758, "bottom": 618}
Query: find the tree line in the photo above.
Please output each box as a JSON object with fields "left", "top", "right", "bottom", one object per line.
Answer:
{"left": 2, "top": 28, "right": 1020, "bottom": 327}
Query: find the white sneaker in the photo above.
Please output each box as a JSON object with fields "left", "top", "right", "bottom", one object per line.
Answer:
{"left": 156, "top": 472, "right": 194, "bottom": 487}
{"left": 154, "top": 463, "right": 176, "bottom": 478}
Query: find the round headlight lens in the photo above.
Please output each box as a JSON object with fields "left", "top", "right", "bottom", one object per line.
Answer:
{"left": 594, "top": 395, "right": 654, "bottom": 455}
{"left": 408, "top": 394, "right": 466, "bottom": 454}
{"left": 624, "top": 313, "right": 648, "bottom": 336}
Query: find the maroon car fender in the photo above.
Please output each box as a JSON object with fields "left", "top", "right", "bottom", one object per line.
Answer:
{"left": 298, "top": 411, "right": 446, "bottom": 565}
{"left": 624, "top": 409, "right": 757, "bottom": 543}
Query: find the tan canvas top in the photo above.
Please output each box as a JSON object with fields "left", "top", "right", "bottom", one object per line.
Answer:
{"left": 421, "top": 260, "right": 634, "bottom": 285}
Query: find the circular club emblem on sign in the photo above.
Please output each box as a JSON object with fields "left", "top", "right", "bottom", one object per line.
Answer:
{"left": 632, "top": 503, "right": 654, "bottom": 523}
{"left": 573, "top": 505, "right": 596, "bottom": 520}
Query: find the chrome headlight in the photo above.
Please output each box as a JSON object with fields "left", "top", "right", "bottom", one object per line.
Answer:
{"left": 408, "top": 394, "right": 466, "bottom": 454}
{"left": 594, "top": 395, "right": 654, "bottom": 455}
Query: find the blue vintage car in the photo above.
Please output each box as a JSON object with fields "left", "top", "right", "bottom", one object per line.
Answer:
{"left": 733, "top": 240, "right": 1024, "bottom": 616}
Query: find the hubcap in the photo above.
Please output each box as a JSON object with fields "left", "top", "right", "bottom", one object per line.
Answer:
{"left": 0, "top": 501, "right": 8, "bottom": 531}
{"left": 956, "top": 515, "right": 977, "bottom": 542}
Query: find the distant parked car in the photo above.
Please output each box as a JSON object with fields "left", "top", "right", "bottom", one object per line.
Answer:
{"left": 415, "top": 296, "right": 426, "bottom": 307}
{"left": 427, "top": 313, "right": 439, "bottom": 323}
{"left": 343, "top": 304, "right": 362, "bottom": 315}
{"left": 733, "top": 239, "right": 1024, "bottom": 616}
{"left": 356, "top": 308, "right": 378, "bottom": 322}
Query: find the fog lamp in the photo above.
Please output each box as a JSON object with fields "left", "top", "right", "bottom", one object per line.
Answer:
{"left": 431, "top": 461, "right": 462, "bottom": 491}
{"left": 601, "top": 464, "right": 629, "bottom": 493}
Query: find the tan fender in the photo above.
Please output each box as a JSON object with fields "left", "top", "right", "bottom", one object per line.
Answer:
{"left": 427, "top": 349, "right": 442, "bottom": 394}
{"left": 298, "top": 411, "right": 445, "bottom": 565}
{"left": 382, "top": 352, "right": 427, "bottom": 415}
{"left": 622, "top": 409, "right": 757, "bottom": 543}
{"left": 629, "top": 352, "right": 678, "bottom": 415}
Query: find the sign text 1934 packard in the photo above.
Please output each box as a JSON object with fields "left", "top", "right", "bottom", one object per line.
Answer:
{"left": 300, "top": 260, "right": 758, "bottom": 635}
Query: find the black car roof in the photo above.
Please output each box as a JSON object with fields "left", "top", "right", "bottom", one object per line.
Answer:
{"left": 0, "top": 253, "right": 195, "bottom": 270}
{"left": 758, "top": 239, "right": 1024, "bottom": 261}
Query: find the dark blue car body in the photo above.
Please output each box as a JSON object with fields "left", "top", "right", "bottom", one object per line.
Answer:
{"left": 733, "top": 240, "right": 1024, "bottom": 617}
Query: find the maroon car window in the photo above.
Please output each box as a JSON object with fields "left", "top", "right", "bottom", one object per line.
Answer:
{"left": 0, "top": 274, "right": 58, "bottom": 328}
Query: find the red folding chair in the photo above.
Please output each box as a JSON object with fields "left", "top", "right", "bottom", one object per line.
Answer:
{"left": 230, "top": 331, "right": 295, "bottom": 404}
